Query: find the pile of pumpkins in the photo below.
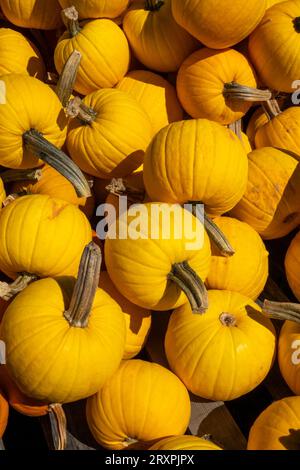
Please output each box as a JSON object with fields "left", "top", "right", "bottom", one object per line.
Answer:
{"left": 0, "top": 0, "right": 300, "bottom": 452}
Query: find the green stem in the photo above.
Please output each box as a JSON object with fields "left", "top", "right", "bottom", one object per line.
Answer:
{"left": 55, "top": 50, "right": 82, "bottom": 107}
{"left": 223, "top": 82, "right": 272, "bottom": 102}
{"left": 62, "top": 7, "right": 81, "bottom": 37}
{"left": 0, "top": 273, "right": 38, "bottom": 300}
{"left": 0, "top": 168, "right": 42, "bottom": 184}
{"left": 263, "top": 300, "right": 300, "bottom": 325}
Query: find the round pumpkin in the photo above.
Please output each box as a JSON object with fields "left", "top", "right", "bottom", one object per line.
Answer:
{"left": 278, "top": 320, "right": 300, "bottom": 396}
{"left": 230, "top": 147, "right": 300, "bottom": 239}
{"left": 285, "top": 231, "right": 300, "bottom": 302}
{"left": 206, "top": 216, "right": 269, "bottom": 300}
{"left": 171, "top": 0, "right": 266, "bottom": 49}
{"left": 123, "top": 0, "right": 198, "bottom": 73}
{"left": 149, "top": 435, "right": 222, "bottom": 451}
{"left": 0, "top": 0, "right": 63, "bottom": 29}
{"left": 100, "top": 271, "right": 151, "bottom": 360}
{"left": 246, "top": 107, "right": 269, "bottom": 148}
{"left": 143, "top": 119, "right": 248, "bottom": 217}
{"left": 248, "top": 396, "right": 300, "bottom": 450}
{"left": 86, "top": 359, "right": 191, "bottom": 450}
{"left": 0, "top": 390, "right": 8, "bottom": 439}
{"left": 58, "top": 0, "right": 129, "bottom": 19}
{"left": 117, "top": 70, "right": 184, "bottom": 134}
{"left": 0, "top": 179, "right": 6, "bottom": 207}
{"left": 165, "top": 290, "right": 276, "bottom": 401}
{"left": 0, "top": 28, "right": 45, "bottom": 79}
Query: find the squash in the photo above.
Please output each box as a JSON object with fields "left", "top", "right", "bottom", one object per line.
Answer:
{"left": 246, "top": 107, "right": 268, "bottom": 148}
{"left": 228, "top": 120, "right": 252, "bottom": 154}
{"left": 278, "top": 320, "right": 300, "bottom": 396}
{"left": 149, "top": 435, "right": 222, "bottom": 450}
{"left": 0, "top": 0, "right": 62, "bottom": 29}
{"left": 1, "top": 242, "right": 126, "bottom": 403}
{"left": 0, "top": 28, "right": 45, "bottom": 80}
{"left": 267, "top": 0, "right": 284, "bottom": 7}
{"left": 117, "top": 70, "right": 184, "bottom": 134}
{"left": 285, "top": 231, "right": 300, "bottom": 302}
{"left": 0, "top": 179, "right": 6, "bottom": 207}
{"left": 206, "top": 216, "right": 269, "bottom": 300}
{"left": 105, "top": 202, "right": 211, "bottom": 312}
{"left": 230, "top": 147, "right": 300, "bottom": 239}
{"left": 249, "top": 1, "right": 300, "bottom": 92}
{"left": 177, "top": 48, "right": 271, "bottom": 125}
{"left": 123, "top": 0, "right": 198, "bottom": 73}
{"left": 171, "top": 0, "right": 266, "bottom": 49}
{"left": 86, "top": 359, "right": 191, "bottom": 450}
{"left": 165, "top": 290, "right": 276, "bottom": 401}
{"left": 66, "top": 89, "right": 153, "bottom": 179}
{"left": 54, "top": 7, "right": 130, "bottom": 96}
{"left": 248, "top": 396, "right": 300, "bottom": 450}
{"left": 58, "top": 0, "right": 129, "bottom": 19}
{"left": 100, "top": 271, "right": 151, "bottom": 360}
{"left": 0, "top": 390, "right": 8, "bottom": 439}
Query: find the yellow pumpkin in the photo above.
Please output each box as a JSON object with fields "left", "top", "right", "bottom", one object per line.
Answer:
{"left": 278, "top": 320, "right": 300, "bottom": 396}
{"left": 143, "top": 119, "right": 248, "bottom": 216}
{"left": 123, "top": 0, "right": 198, "bottom": 73}
{"left": 0, "top": 0, "right": 62, "bottom": 29}
{"left": 249, "top": 1, "right": 300, "bottom": 92}
{"left": 0, "top": 179, "right": 6, "bottom": 207}
{"left": 165, "top": 290, "right": 276, "bottom": 401}
{"left": 241, "top": 132, "right": 252, "bottom": 153}
{"left": 1, "top": 243, "right": 126, "bottom": 403}
{"left": 246, "top": 107, "right": 269, "bottom": 148}
{"left": 285, "top": 231, "right": 300, "bottom": 302}
{"left": 149, "top": 435, "right": 222, "bottom": 451}
{"left": 171, "top": 0, "right": 266, "bottom": 49}
{"left": 86, "top": 359, "right": 191, "bottom": 450}
{"left": 117, "top": 70, "right": 184, "bottom": 134}
{"left": 58, "top": 0, "right": 129, "bottom": 19}
{"left": 105, "top": 202, "right": 211, "bottom": 312}
{"left": 230, "top": 147, "right": 300, "bottom": 239}
{"left": 0, "top": 391, "right": 9, "bottom": 439}
{"left": 100, "top": 271, "right": 151, "bottom": 360}
{"left": 248, "top": 396, "right": 300, "bottom": 450}
{"left": 66, "top": 89, "right": 153, "bottom": 179}
{"left": 267, "top": 0, "right": 284, "bottom": 7}
{"left": 177, "top": 48, "right": 271, "bottom": 125}
{"left": 54, "top": 8, "right": 130, "bottom": 96}
{"left": 206, "top": 216, "right": 269, "bottom": 300}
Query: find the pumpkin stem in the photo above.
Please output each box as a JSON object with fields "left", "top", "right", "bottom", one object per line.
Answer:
{"left": 145, "top": 0, "right": 164, "bottom": 11}
{"left": 64, "top": 242, "right": 102, "bottom": 328}
{"left": 124, "top": 437, "right": 139, "bottom": 447}
{"left": 219, "top": 312, "right": 237, "bottom": 327}
{"left": 62, "top": 6, "right": 81, "bottom": 37}
{"left": 0, "top": 273, "right": 38, "bottom": 300}
{"left": 48, "top": 404, "right": 67, "bottom": 451}
{"left": 23, "top": 129, "right": 91, "bottom": 198}
{"left": 293, "top": 17, "right": 300, "bottom": 33}
{"left": 3, "top": 193, "right": 27, "bottom": 207}
{"left": 168, "top": 261, "right": 208, "bottom": 314}
{"left": 66, "top": 97, "right": 98, "bottom": 124}
{"left": 55, "top": 50, "right": 82, "bottom": 107}
{"left": 106, "top": 178, "right": 145, "bottom": 203}
{"left": 0, "top": 168, "right": 42, "bottom": 184}
{"left": 228, "top": 119, "right": 242, "bottom": 141}
{"left": 263, "top": 300, "right": 300, "bottom": 325}
{"left": 223, "top": 82, "right": 272, "bottom": 102}
{"left": 262, "top": 99, "right": 281, "bottom": 119}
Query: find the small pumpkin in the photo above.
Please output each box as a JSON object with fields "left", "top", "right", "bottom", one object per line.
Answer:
{"left": 177, "top": 48, "right": 271, "bottom": 125}
{"left": 0, "top": 0, "right": 63, "bottom": 29}
{"left": 171, "top": 0, "right": 266, "bottom": 49}
{"left": 58, "top": 0, "right": 129, "bottom": 19}
{"left": 247, "top": 396, "right": 300, "bottom": 450}
{"left": 0, "top": 390, "right": 8, "bottom": 439}
{"left": 165, "top": 290, "right": 276, "bottom": 401}
{"left": 86, "top": 359, "right": 191, "bottom": 450}
{"left": 117, "top": 70, "right": 184, "bottom": 134}
{"left": 123, "top": 0, "right": 198, "bottom": 73}
{"left": 149, "top": 435, "right": 222, "bottom": 451}
{"left": 285, "top": 231, "right": 300, "bottom": 302}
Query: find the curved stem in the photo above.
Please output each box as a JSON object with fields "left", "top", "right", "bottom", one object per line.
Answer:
{"left": 1, "top": 168, "right": 42, "bottom": 184}
{"left": 0, "top": 273, "right": 38, "bottom": 300}
{"left": 263, "top": 300, "right": 300, "bottom": 325}
{"left": 62, "top": 7, "right": 81, "bottom": 37}
{"left": 223, "top": 82, "right": 272, "bottom": 102}
{"left": 56, "top": 50, "right": 82, "bottom": 107}
{"left": 228, "top": 119, "right": 242, "bottom": 141}
{"left": 66, "top": 97, "right": 97, "bottom": 124}
{"left": 23, "top": 129, "right": 91, "bottom": 198}
{"left": 64, "top": 242, "right": 102, "bottom": 328}
{"left": 48, "top": 404, "right": 67, "bottom": 451}
{"left": 168, "top": 261, "right": 208, "bottom": 314}
{"left": 262, "top": 99, "right": 281, "bottom": 119}
{"left": 106, "top": 178, "right": 145, "bottom": 203}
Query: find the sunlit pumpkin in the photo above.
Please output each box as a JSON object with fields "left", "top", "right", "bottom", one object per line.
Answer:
{"left": 285, "top": 230, "right": 300, "bottom": 302}
{"left": 149, "top": 435, "right": 222, "bottom": 450}
{"left": 0, "top": 0, "right": 62, "bottom": 29}
{"left": 58, "top": 0, "right": 129, "bottom": 19}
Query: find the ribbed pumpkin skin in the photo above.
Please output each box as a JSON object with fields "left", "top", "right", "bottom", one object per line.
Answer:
{"left": 230, "top": 148, "right": 300, "bottom": 239}
{"left": 241, "top": 133, "right": 252, "bottom": 154}
{"left": 165, "top": 290, "right": 276, "bottom": 401}
{"left": 0, "top": 195, "right": 92, "bottom": 279}
{"left": 2, "top": 278, "right": 126, "bottom": 404}
{"left": 267, "top": 0, "right": 284, "bottom": 7}
{"left": 0, "top": 74, "right": 67, "bottom": 170}
{"left": 246, "top": 107, "right": 268, "bottom": 148}
{"left": 143, "top": 119, "right": 248, "bottom": 216}
{"left": 0, "top": 0, "right": 62, "bottom": 29}
{"left": 0, "top": 179, "right": 6, "bottom": 207}
{"left": 255, "top": 108, "right": 300, "bottom": 157}
{"left": 249, "top": 1, "right": 300, "bottom": 92}
{"left": 247, "top": 397, "right": 300, "bottom": 450}
{"left": 0, "top": 28, "right": 45, "bottom": 79}
{"left": 105, "top": 203, "right": 211, "bottom": 311}
{"left": 0, "top": 391, "right": 9, "bottom": 438}
{"left": 149, "top": 435, "right": 222, "bottom": 451}
{"left": 285, "top": 231, "right": 300, "bottom": 301}
{"left": 117, "top": 70, "right": 184, "bottom": 134}
{"left": 100, "top": 272, "right": 151, "bottom": 360}
{"left": 86, "top": 360, "right": 191, "bottom": 450}
{"left": 206, "top": 217, "right": 269, "bottom": 299}
{"left": 66, "top": 89, "right": 153, "bottom": 179}
{"left": 172, "top": 0, "right": 266, "bottom": 49}
{"left": 58, "top": 0, "right": 129, "bottom": 19}
{"left": 123, "top": 0, "right": 198, "bottom": 73}
{"left": 54, "top": 19, "right": 130, "bottom": 96}
{"left": 177, "top": 48, "right": 257, "bottom": 125}
{"left": 278, "top": 321, "right": 300, "bottom": 396}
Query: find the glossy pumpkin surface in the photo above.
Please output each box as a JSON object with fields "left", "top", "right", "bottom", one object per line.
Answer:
{"left": 0, "top": 0, "right": 62, "bottom": 29}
